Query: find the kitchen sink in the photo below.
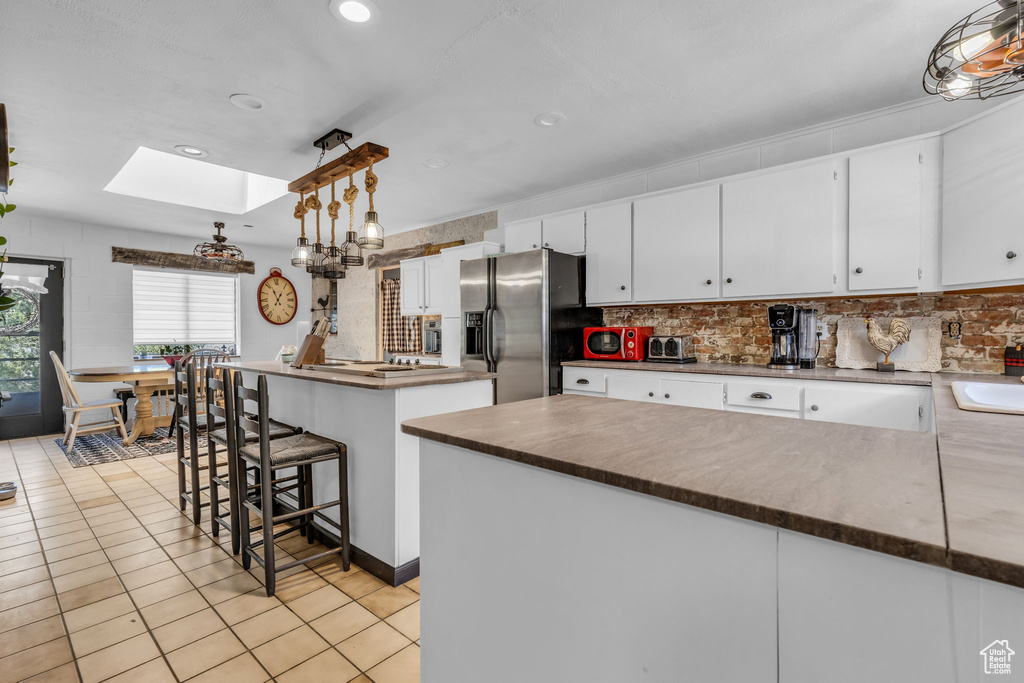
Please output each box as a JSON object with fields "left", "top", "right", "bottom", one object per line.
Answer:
{"left": 951, "top": 381, "right": 1024, "bottom": 416}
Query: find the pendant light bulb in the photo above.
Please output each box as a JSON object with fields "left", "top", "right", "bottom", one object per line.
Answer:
{"left": 358, "top": 211, "right": 385, "bottom": 250}
{"left": 291, "top": 237, "right": 311, "bottom": 268}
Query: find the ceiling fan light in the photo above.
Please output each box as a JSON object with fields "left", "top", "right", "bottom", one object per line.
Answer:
{"left": 938, "top": 71, "right": 976, "bottom": 99}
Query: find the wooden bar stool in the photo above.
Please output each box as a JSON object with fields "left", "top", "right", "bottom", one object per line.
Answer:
{"left": 205, "top": 366, "right": 300, "bottom": 555}
{"left": 174, "top": 360, "right": 226, "bottom": 525}
{"left": 235, "top": 372, "right": 351, "bottom": 597}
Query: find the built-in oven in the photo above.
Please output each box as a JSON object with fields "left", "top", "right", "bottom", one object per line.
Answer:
{"left": 423, "top": 319, "right": 442, "bottom": 354}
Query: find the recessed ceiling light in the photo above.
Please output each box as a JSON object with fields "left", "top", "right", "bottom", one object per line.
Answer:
{"left": 229, "top": 93, "right": 267, "bottom": 111}
{"left": 534, "top": 112, "right": 567, "bottom": 127}
{"left": 423, "top": 159, "right": 448, "bottom": 169}
{"left": 174, "top": 145, "right": 208, "bottom": 158}
{"left": 329, "top": 0, "right": 378, "bottom": 23}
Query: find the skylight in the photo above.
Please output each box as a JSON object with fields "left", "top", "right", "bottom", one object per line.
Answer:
{"left": 104, "top": 147, "right": 288, "bottom": 214}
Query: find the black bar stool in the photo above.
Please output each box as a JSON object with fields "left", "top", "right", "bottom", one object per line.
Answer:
{"left": 235, "top": 372, "right": 351, "bottom": 597}
{"left": 174, "top": 360, "right": 225, "bottom": 525}
{"left": 205, "top": 366, "right": 300, "bottom": 555}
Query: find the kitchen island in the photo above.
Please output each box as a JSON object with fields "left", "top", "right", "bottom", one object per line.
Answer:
{"left": 403, "top": 383, "right": 1024, "bottom": 682}
{"left": 221, "top": 360, "right": 493, "bottom": 584}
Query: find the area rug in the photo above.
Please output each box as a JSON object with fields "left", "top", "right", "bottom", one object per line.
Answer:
{"left": 54, "top": 427, "right": 178, "bottom": 467}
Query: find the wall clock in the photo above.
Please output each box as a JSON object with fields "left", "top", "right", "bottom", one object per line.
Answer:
{"left": 257, "top": 267, "right": 298, "bottom": 325}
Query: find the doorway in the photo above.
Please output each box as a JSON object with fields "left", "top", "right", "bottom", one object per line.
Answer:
{"left": 0, "top": 256, "right": 64, "bottom": 438}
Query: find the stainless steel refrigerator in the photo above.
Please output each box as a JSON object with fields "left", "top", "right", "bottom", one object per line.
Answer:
{"left": 460, "top": 249, "right": 602, "bottom": 404}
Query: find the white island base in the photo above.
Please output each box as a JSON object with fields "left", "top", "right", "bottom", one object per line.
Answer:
{"left": 227, "top": 361, "right": 493, "bottom": 584}
{"left": 419, "top": 440, "right": 1024, "bottom": 682}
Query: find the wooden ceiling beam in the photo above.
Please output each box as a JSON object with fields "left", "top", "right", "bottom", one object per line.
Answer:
{"left": 288, "top": 142, "right": 389, "bottom": 195}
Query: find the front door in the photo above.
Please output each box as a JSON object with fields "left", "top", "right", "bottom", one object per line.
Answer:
{"left": 0, "top": 256, "right": 64, "bottom": 438}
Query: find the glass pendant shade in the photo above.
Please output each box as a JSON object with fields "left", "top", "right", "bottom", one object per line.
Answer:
{"left": 291, "top": 237, "right": 311, "bottom": 268}
{"left": 340, "top": 230, "right": 365, "bottom": 266}
{"left": 322, "top": 246, "right": 346, "bottom": 280}
{"left": 357, "top": 211, "right": 385, "bottom": 250}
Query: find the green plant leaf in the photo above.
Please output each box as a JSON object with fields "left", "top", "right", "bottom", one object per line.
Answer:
{"left": 4, "top": 204, "right": 14, "bottom": 213}
{"left": 7, "top": 148, "right": 12, "bottom": 153}
{"left": 0, "top": 206, "right": 5, "bottom": 218}
{"left": 8, "top": 161, "right": 15, "bottom": 167}
{"left": 0, "top": 236, "right": 6, "bottom": 245}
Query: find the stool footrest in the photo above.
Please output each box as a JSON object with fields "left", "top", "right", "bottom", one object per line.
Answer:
{"left": 273, "top": 500, "right": 341, "bottom": 524}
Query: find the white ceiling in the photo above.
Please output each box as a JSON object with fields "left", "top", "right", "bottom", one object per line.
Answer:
{"left": 2, "top": 0, "right": 982, "bottom": 247}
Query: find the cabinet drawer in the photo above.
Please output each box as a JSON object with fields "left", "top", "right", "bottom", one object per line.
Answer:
{"left": 564, "top": 367, "right": 607, "bottom": 394}
{"left": 607, "top": 373, "right": 660, "bottom": 402}
{"left": 727, "top": 381, "right": 802, "bottom": 411}
{"left": 661, "top": 379, "right": 724, "bottom": 410}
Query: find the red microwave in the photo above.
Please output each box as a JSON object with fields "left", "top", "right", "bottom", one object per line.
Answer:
{"left": 583, "top": 327, "right": 654, "bottom": 361}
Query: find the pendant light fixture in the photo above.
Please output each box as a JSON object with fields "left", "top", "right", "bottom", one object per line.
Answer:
{"left": 305, "top": 190, "right": 327, "bottom": 278}
{"left": 322, "top": 177, "right": 347, "bottom": 280}
{"left": 194, "top": 222, "right": 245, "bottom": 262}
{"left": 340, "top": 170, "right": 364, "bottom": 266}
{"left": 924, "top": 0, "right": 1024, "bottom": 100}
{"left": 358, "top": 156, "right": 384, "bottom": 250}
{"left": 290, "top": 192, "right": 311, "bottom": 268}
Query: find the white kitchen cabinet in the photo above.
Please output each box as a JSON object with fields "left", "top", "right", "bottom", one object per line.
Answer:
{"left": 441, "top": 317, "right": 460, "bottom": 367}
{"left": 848, "top": 142, "right": 923, "bottom": 291}
{"left": 504, "top": 219, "right": 542, "bottom": 253}
{"left": 607, "top": 372, "right": 661, "bottom": 403}
{"left": 633, "top": 185, "right": 721, "bottom": 302}
{"left": 722, "top": 160, "right": 837, "bottom": 298}
{"left": 661, "top": 378, "right": 724, "bottom": 410}
{"left": 423, "top": 255, "right": 445, "bottom": 315}
{"left": 541, "top": 211, "right": 586, "bottom": 254}
{"left": 584, "top": 202, "right": 632, "bottom": 304}
{"left": 436, "top": 241, "right": 502, "bottom": 320}
{"left": 400, "top": 256, "right": 427, "bottom": 316}
{"left": 942, "top": 99, "right": 1024, "bottom": 286}
{"left": 504, "top": 213, "right": 585, "bottom": 254}
{"left": 605, "top": 371, "right": 724, "bottom": 409}
{"left": 804, "top": 382, "right": 926, "bottom": 432}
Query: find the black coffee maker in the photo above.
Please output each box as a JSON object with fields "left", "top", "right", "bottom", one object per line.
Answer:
{"left": 767, "top": 304, "right": 818, "bottom": 370}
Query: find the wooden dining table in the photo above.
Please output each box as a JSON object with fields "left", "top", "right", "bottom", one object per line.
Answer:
{"left": 69, "top": 364, "right": 175, "bottom": 446}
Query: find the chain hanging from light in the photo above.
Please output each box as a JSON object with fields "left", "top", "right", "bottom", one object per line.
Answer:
{"left": 194, "top": 222, "right": 245, "bottom": 262}
{"left": 924, "top": 0, "right": 1024, "bottom": 100}
{"left": 340, "top": 170, "right": 364, "bottom": 266}
{"left": 322, "top": 176, "right": 346, "bottom": 280}
{"left": 358, "top": 156, "right": 384, "bottom": 250}
{"left": 290, "top": 191, "right": 310, "bottom": 267}
{"left": 305, "top": 189, "right": 326, "bottom": 277}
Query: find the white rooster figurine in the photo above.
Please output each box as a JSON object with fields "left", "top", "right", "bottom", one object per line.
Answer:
{"left": 865, "top": 316, "right": 912, "bottom": 366}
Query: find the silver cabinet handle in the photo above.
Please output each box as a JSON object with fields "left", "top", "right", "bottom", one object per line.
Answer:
{"left": 576, "top": 379, "right": 590, "bottom": 385}
{"left": 750, "top": 392, "right": 772, "bottom": 400}
{"left": 854, "top": 267, "right": 863, "bottom": 274}
{"left": 810, "top": 404, "right": 819, "bottom": 411}
{"left": 1009, "top": 251, "right": 1018, "bottom": 260}
{"left": 648, "top": 392, "right": 654, "bottom": 397}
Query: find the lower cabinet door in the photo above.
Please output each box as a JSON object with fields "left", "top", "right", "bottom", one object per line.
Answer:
{"left": 660, "top": 379, "right": 724, "bottom": 410}
{"left": 804, "top": 384, "right": 923, "bottom": 432}
{"left": 606, "top": 373, "right": 661, "bottom": 403}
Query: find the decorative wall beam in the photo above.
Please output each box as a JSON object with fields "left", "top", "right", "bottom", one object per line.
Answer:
{"left": 365, "top": 243, "right": 433, "bottom": 270}
{"left": 288, "top": 142, "right": 389, "bottom": 195}
{"left": 112, "top": 246, "right": 255, "bottom": 274}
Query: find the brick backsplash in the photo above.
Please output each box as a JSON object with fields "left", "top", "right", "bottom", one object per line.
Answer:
{"left": 601, "top": 292, "right": 1024, "bottom": 373}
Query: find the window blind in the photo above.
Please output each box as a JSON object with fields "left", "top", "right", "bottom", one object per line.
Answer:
{"left": 133, "top": 269, "right": 238, "bottom": 345}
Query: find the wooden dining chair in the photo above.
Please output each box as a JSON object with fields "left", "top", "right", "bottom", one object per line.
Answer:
{"left": 49, "top": 351, "right": 128, "bottom": 453}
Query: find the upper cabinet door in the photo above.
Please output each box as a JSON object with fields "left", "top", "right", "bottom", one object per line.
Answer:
{"left": 399, "top": 257, "right": 425, "bottom": 316}
{"left": 585, "top": 202, "right": 632, "bottom": 305}
{"left": 942, "top": 101, "right": 1024, "bottom": 287}
{"left": 504, "top": 219, "right": 543, "bottom": 253}
{"left": 633, "top": 185, "right": 721, "bottom": 302}
{"left": 542, "top": 211, "right": 586, "bottom": 254}
{"left": 848, "top": 142, "right": 922, "bottom": 291}
{"left": 722, "top": 161, "right": 837, "bottom": 299}
{"left": 423, "top": 255, "right": 445, "bottom": 315}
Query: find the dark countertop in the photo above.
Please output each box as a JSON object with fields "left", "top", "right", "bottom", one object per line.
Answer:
{"left": 563, "top": 360, "right": 933, "bottom": 385}
{"left": 219, "top": 360, "right": 494, "bottom": 391}
{"left": 404, "top": 371, "right": 1024, "bottom": 588}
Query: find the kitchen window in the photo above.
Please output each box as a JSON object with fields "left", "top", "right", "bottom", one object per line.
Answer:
{"left": 132, "top": 268, "right": 239, "bottom": 358}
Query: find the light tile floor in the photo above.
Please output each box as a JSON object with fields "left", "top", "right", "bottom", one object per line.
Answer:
{"left": 0, "top": 435, "right": 420, "bottom": 682}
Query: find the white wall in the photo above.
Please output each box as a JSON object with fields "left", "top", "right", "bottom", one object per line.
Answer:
{"left": 2, "top": 212, "right": 310, "bottom": 404}
{"left": 495, "top": 95, "right": 1005, "bottom": 229}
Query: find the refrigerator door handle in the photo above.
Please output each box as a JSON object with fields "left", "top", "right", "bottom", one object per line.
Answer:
{"left": 483, "top": 308, "right": 495, "bottom": 368}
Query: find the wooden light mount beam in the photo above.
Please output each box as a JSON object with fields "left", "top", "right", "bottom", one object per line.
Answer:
{"left": 1, "top": 104, "right": 9, "bottom": 194}
{"left": 288, "top": 141, "right": 389, "bottom": 195}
